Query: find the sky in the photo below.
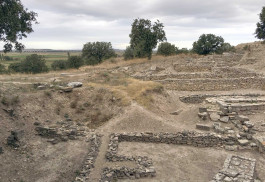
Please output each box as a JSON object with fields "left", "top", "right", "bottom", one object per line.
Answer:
{"left": 1, "top": 0, "right": 265, "bottom": 50}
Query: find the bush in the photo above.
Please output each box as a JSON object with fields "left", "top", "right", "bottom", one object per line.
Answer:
{"left": 177, "top": 48, "right": 190, "bottom": 54}
{"left": 82, "top": 42, "right": 116, "bottom": 64}
{"left": 8, "top": 54, "right": 48, "bottom": 74}
{"left": 20, "top": 54, "right": 48, "bottom": 73}
{"left": 67, "top": 56, "right": 84, "bottom": 69}
{"left": 3, "top": 56, "right": 13, "bottom": 61}
{"left": 157, "top": 42, "right": 177, "bottom": 56}
{"left": 221, "top": 43, "right": 236, "bottom": 52}
{"left": 0, "top": 63, "right": 7, "bottom": 73}
{"left": 192, "top": 34, "right": 225, "bottom": 55}
{"left": 123, "top": 46, "right": 134, "bottom": 60}
{"left": 8, "top": 62, "right": 21, "bottom": 72}
{"left": 85, "top": 56, "right": 99, "bottom": 65}
{"left": 51, "top": 60, "right": 68, "bottom": 70}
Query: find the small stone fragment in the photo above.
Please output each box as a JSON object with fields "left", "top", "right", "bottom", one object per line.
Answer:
{"left": 170, "top": 109, "right": 183, "bottom": 115}
{"left": 220, "top": 116, "right": 229, "bottom": 123}
{"left": 238, "top": 139, "right": 250, "bottom": 146}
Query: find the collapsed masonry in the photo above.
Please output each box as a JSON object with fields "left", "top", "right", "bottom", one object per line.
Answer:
{"left": 192, "top": 94, "right": 265, "bottom": 153}
{"left": 211, "top": 155, "right": 257, "bottom": 182}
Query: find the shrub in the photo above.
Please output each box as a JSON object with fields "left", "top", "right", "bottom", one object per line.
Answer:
{"left": 221, "top": 43, "right": 236, "bottom": 52}
{"left": 157, "top": 42, "right": 177, "bottom": 56}
{"left": 123, "top": 46, "right": 134, "bottom": 60}
{"left": 67, "top": 56, "right": 84, "bottom": 69}
{"left": 8, "top": 62, "right": 22, "bottom": 72}
{"left": 177, "top": 48, "right": 190, "bottom": 54}
{"left": 51, "top": 60, "right": 68, "bottom": 70}
{"left": 3, "top": 56, "right": 13, "bottom": 61}
{"left": 8, "top": 54, "right": 48, "bottom": 74}
{"left": 85, "top": 56, "right": 99, "bottom": 65}
{"left": 82, "top": 42, "right": 116, "bottom": 64}
{"left": 0, "top": 63, "right": 7, "bottom": 73}
{"left": 20, "top": 54, "right": 48, "bottom": 73}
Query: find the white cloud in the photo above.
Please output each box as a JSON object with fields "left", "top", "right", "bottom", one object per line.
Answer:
{"left": 1, "top": 0, "right": 263, "bottom": 50}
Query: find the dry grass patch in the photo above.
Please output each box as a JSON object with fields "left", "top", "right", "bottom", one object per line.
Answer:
{"left": 87, "top": 77, "right": 164, "bottom": 108}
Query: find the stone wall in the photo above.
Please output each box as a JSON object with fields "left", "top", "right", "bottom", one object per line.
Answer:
{"left": 133, "top": 68, "right": 258, "bottom": 81}
{"left": 75, "top": 134, "right": 102, "bottom": 182}
{"left": 173, "top": 64, "right": 213, "bottom": 72}
{"left": 179, "top": 94, "right": 265, "bottom": 104}
{"left": 159, "top": 77, "right": 265, "bottom": 91}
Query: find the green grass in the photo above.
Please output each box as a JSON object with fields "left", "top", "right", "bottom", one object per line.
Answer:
{"left": 0, "top": 51, "right": 81, "bottom": 69}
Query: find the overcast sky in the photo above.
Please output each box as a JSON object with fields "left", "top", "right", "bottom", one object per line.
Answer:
{"left": 2, "top": 0, "right": 264, "bottom": 50}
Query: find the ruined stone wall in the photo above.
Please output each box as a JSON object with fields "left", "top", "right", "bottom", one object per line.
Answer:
{"left": 173, "top": 64, "right": 213, "bottom": 72}
{"left": 159, "top": 77, "right": 265, "bottom": 91}
{"left": 179, "top": 94, "right": 264, "bottom": 104}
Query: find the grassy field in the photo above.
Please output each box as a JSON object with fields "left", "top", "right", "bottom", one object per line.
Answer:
{"left": 0, "top": 51, "right": 81, "bottom": 68}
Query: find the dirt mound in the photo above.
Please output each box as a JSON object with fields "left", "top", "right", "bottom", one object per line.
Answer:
{"left": 236, "top": 41, "right": 265, "bottom": 73}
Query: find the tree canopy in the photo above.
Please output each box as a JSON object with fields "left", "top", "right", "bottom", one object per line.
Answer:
{"left": 82, "top": 42, "right": 116, "bottom": 65}
{"left": 157, "top": 42, "right": 177, "bottom": 56}
{"left": 129, "top": 18, "right": 166, "bottom": 59}
{"left": 192, "top": 34, "right": 225, "bottom": 55}
{"left": 255, "top": 6, "right": 265, "bottom": 41}
{"left": 0, "top": 0, "right": 38, "bottom": 52}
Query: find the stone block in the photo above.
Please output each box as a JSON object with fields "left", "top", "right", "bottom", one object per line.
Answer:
{"left": 199, "top": 107, "right": 207, "bottom": 113}
{"left": 236, "top": 115, "right": 249, "bottom": 122}
{"left": 196, "top": 124, "right": 211, "bottom": 131}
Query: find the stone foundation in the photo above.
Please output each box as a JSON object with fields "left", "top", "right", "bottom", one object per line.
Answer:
{"left": 211, "top": 155, "right": 257, "bottom": 182}
{"left": 75, "top": 134, "right": 102, "bottom": 182}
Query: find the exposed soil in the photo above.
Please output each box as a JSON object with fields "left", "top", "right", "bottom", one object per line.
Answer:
{"left": 0, "top": 42, "right": 265, "bottom": 182}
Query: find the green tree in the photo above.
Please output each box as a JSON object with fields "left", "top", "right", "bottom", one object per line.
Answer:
{"left": 157, "top": 42, "right": 177, "bottom": 56}
{"left": 82, "top": 42, "right": 116, "bottom": 65}
{"left": 67, "top": 56, "right": 84, "bottom": 69}
{"left": 123, "top": 46, "right": 134, "bottom": 60}
{"left": 255, "top": 6, "right": 265, "bottom": 41}
{"left": 129, "top": 18, "right": 166, "bottom": 59}
{"left": 0, "top": 0, "right": 38, "bottom": 52}
{"left": 192, "top": 34, "right": 225, "bottom": 55}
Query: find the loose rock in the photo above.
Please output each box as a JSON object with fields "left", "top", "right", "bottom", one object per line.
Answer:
{"left": 67, "top": 82, "right": 83, "bottom": 88}
{"left": 210, "top": 113, "right": 220, "bottom": 121}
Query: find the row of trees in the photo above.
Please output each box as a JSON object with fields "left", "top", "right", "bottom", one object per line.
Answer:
{"left": 0, "top": 42, "right": 117, "bottom": 74}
